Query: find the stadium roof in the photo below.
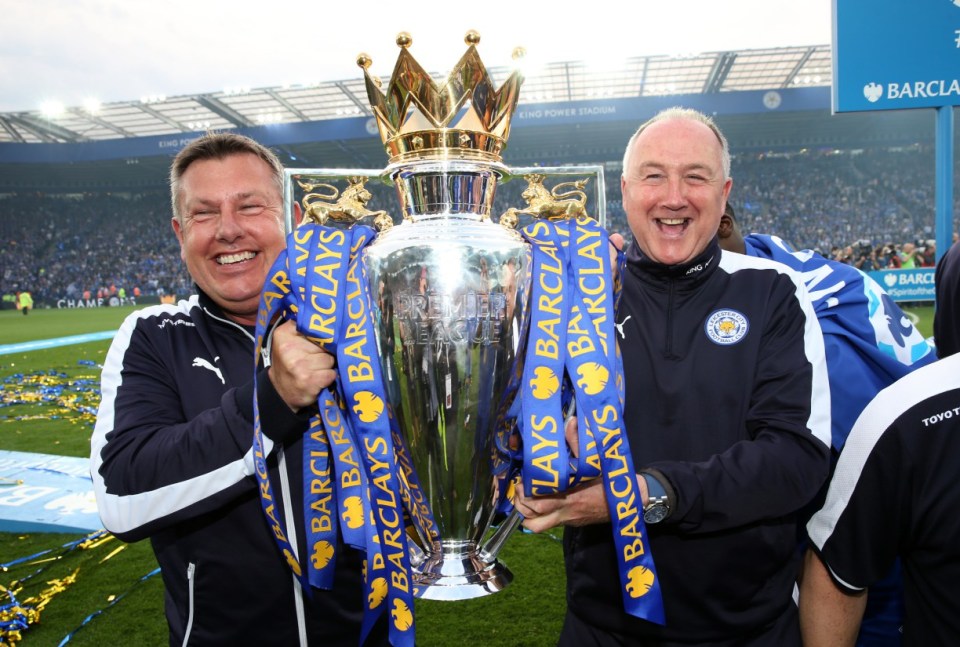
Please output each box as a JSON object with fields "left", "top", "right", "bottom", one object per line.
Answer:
{"left": 0, "top": 45, "right": 832, "bottom": 144}
{"left": 2, "top": 42, "right": 949, "bottom": 193}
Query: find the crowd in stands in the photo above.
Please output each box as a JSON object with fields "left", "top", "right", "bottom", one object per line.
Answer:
{"left": 0, "top": 192, "right": 192, "bottom": 306}
{"left": 1, "top": 146, "right": 957, "bottom": 307}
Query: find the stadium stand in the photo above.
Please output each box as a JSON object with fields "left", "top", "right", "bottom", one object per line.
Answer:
{"left": 1, "top": 146, "right": 956, "bottom": 307}
{"left": 0, "top": 192, "right": 191, "bottom": 307}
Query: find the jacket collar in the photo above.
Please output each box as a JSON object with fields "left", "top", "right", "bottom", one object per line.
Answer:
{"left": 625, "top": 237, "right": 721, "bottom": 285}
{"left": 195, "top": 288, "right": 256, "bottom": 333}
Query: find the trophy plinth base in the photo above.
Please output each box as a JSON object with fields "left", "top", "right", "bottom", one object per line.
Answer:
{"left": 412, "top": 541, "right": 514, "bottom": 600}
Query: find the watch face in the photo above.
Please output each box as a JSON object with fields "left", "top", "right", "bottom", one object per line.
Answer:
{"left": 644, "top": 502, "right": 669, "bottom": 524}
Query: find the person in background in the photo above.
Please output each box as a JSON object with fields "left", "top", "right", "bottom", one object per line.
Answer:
{"left": 719, "top": 203, "right": 936, "bottom": 645}
{"left": 839, "top": 244, "right": 855, "bottom": 264}
{"left": 800, "top": 237, "right": 960, "bottom": 645}
{"left": 851, "top": 240, "right": 881, "bottom": 272}
{"left": 90, "top": 133, "right": 383, "bottom": 646}
{"left": 17, "top": 290, "right": 33, "bottom": 315}
{"left": 516, "top": 107, "right": 831, "bottom": 645}
{"left": 884, "top": 244, "right": 902, "bottom": 269}
{"left": 933, "top": 240, "right": 960, "bottom": 358}
{"left": 898, "top": 241, "right": 918, "bottom": 269}
{"left": 919, "top": 240, "right": 936, "bottom": 268}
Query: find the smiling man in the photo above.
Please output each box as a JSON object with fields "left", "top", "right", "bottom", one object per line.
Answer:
{"left": 171, "top": 150, "right": 286, "bottom": 324}
{"left": 517, "top": 108, "right": 831, "bottom": 645}
{"left": 620, "top": 109, "right": 732, "bottom": 266}
{"left": 91, "top": 133, "right": 383, "bottom": 645}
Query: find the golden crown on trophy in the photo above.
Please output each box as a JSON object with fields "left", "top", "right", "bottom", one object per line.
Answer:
{"left": 357, "top": 31, "right": 525, "bottom": 165}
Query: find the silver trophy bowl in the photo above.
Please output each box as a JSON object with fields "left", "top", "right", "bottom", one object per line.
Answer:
{"left": 362, "top": 159, "right": 528, "bottom": 600}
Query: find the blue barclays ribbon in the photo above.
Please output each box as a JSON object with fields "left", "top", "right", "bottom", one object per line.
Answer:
{"left": 337, "top": 233, "right": 415, "bottom": 646}
{"left": 253, "top": 253, "right": 308, "bottom": 591}
{"left": 251, "top": 248, "right": 342, "bottom": 592}
{"left": 318, "top": 387, "right": 387, "bottom": 643}
{"left": 516, "top": 221, "right": 571, "bottom": 496}
{"left": 517, "top": 217, "right": 665, "bottom": 625}
{"left": 285, "top": 226, "right": 308, "bottom": 310}
{"left": 252, "top": 223, "right": 424, "bottom": 646}
{"left": 361, "top": 484, "right": 389, "bottom": 643}
{"left": 303, "top": 414, "right": 338, "bottom": 589}
{"left": 288, "top": 225, "right": 354, "bottom": 592}
{"left": 563, "top": 218, "right": 609, "bottom": 487}
{"left": 322, "top": 389, "right": 367, "bottom": 550}
{"left": 565, "top": 216, "right": 663, "bottom": 623}
{"left": 316, "top": 387, "right": 386, "bottom": 644}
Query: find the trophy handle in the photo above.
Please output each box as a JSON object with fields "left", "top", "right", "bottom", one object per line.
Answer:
{"left": 479, "top": 507, "right": 524, "bottom": 562}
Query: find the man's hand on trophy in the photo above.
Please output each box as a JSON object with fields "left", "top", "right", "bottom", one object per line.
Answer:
{"left": 514, "top": 414, "right": 649, "bottom": 533}
{"left": 268, "top": 320, "right": 337, "bottom": 413}
{"left": 513, "top": 416, "right": 599, "bottom": 531}
{"left": 515, "top": 477, "right": 607, "bottom": 533}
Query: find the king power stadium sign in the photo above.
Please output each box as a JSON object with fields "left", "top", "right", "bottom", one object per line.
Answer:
{"left": 833, "top": 0, "right": 960, "bottom": 112}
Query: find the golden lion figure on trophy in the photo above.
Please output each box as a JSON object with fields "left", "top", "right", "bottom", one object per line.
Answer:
{"left": 500, "top": 174, "right": 590, "bottom": 228}
{"left": 297, "top": 176, "right": 392, "bottom": 230}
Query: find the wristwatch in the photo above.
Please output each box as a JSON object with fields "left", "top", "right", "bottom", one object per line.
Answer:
{"left": 640, "top": 472, "right": 671, "bottom": 524}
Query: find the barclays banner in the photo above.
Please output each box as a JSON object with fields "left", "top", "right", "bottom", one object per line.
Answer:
{"left": 833, "top": 0, "right": 960, "bottom": 112}
{"left": 868, "top": 268, "right": 936, "bottom": 302}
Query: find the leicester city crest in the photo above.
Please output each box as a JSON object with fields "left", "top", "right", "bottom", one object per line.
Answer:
{"left": 705, "top": 309, "right": 749, "bottom": 345}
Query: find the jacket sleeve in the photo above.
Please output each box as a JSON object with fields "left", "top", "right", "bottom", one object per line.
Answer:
{"left": 90, "top": 310, "right": 309, "bottom": 542}
{"left": 653, "top": 270, "right": 832, "bottom": 533}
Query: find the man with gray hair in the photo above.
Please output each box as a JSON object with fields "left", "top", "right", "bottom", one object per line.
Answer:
{"left": 91, "top": 132, "right": 383, "bottom": 645}
{"left": 515, "top": 107, "right": 831, "bottom": 644}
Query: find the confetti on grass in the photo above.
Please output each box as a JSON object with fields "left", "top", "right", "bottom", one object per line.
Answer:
{"left": 0, "top": 361, "right": 101, "bottom": 429}
{"left": 1, "top": 531, "right": 158, "bottom": 646}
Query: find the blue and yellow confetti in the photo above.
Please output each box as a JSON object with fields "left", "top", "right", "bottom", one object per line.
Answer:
{"left": 0, "top": 361, "right": 101, "bottom": 429}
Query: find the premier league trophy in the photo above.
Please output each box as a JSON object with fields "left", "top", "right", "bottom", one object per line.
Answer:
{"left": 279, "top": 31, "right": 606, "bottom": 604}
{"left": 260, "top": 34, "right": 665, "bottom": 647}
{"left": 352, "top": 30, "right": 529, "bottom": 600}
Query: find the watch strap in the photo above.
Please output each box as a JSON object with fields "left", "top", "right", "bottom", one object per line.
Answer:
{"left": 641, "top": 472, "right": 667, "bottom": 500}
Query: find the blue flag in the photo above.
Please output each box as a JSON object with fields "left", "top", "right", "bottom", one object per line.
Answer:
{"left": 742, "top": 234, "right": 935, "bottom": 450}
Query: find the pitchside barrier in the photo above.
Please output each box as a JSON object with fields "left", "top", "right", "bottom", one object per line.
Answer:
{"left": 867, "top": 267, "right": 936, "bottom": 302}
{"left": 0, "top": 451, "right": 101, "bottom": 533}
{"left": 0, "top": 295, "right": 179, "bottom": 310}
